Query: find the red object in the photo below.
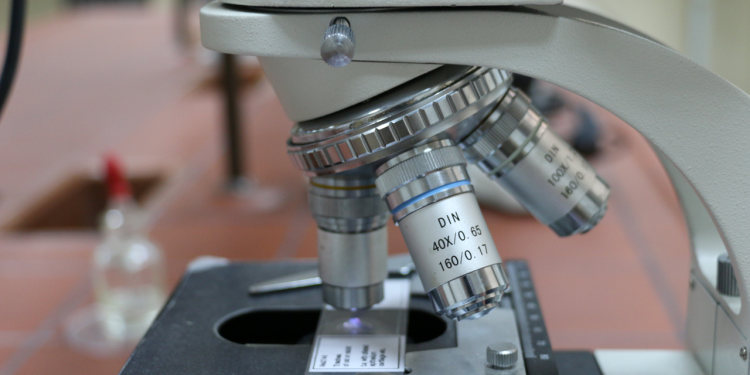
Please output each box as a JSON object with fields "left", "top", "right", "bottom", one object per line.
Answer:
{"left": 104, "top": 154, "right": 132, "bottom": 201}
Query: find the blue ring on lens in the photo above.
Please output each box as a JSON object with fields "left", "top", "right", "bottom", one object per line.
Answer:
{"left": 390, "top": 180, "right": 471, "bottom": 215}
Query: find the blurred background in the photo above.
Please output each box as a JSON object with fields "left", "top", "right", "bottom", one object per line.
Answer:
{"left": 0, "top": 0, "right": 747, "bottom": 374}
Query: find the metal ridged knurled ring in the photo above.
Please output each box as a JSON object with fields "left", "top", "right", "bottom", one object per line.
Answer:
{"left": 375, "top": 145, "right": 467, "bottom": 196}
{"left": 461, "top": 89, "right": 534, "bottom": 162}
{"left": 287, "top": 68, "right": 511, "bottom": 175}
{"left": 309, "top": 194, "right": 387, "bottom": 219}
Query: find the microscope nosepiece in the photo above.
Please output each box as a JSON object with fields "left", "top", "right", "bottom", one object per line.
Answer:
{"left": 287, "top": 65, "right": 609, "bottom": 317}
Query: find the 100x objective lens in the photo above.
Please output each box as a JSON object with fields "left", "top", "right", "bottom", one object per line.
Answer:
{"left": 461, "top": 88, "right": 610, "bottom": 236}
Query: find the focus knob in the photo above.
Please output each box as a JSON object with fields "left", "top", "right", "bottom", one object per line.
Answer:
{"left": 487, "top": 342, "right": 518, "bottom": 369}
{"left": 320, "top": 17, "right": 355, "bottom": 67}
{"left": 718, "top": 254, "right": 740, "bottom": 296}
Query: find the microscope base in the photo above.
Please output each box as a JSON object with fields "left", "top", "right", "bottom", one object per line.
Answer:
{"left": 119, "top": 260, "right": 602, "bottom": 375}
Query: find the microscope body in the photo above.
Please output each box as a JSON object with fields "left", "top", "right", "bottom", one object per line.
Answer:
{"left": 120, "top": 2, "right": 750, "bottom": 375}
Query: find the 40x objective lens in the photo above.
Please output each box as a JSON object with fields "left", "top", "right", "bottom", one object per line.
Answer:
{"left": 375, "top": 139, "right": 509, "bottom": 321}
{"left": 461, "top": 89, "right": 610, "bottom": 236}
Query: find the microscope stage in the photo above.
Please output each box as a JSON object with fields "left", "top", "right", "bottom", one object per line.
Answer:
{"left": 119, "top": 260, "right": 602, "bottom": 375}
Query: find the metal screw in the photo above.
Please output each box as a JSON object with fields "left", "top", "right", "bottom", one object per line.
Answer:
{"left": 320, "top": 17, "right": 355, "bottom": 67}
{"left": 487, "top": 342, "right": 518, "bottom": 369}
{"left": 689, "top": 278, "right": 695, "bottom": 291}
{"left": 740, "top": 346, "right": 747, "bottom": 361}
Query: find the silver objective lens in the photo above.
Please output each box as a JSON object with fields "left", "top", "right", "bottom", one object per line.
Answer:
{"left": 309, "top": 174, "right": 390, "bottom": 310}
{"left": 375, "top": 139, "right": 509, "bottom": 321}
{"left": 461, "top": 88, "right": 610, "bottom": 236}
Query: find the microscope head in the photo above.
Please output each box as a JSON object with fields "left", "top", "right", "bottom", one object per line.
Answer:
{"left": 120, "top": 5, "right": 750, "bottom": 374}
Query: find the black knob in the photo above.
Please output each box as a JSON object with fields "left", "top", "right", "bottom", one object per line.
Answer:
{"left": 718, "top": 254, "right": 740, "bottom": 296}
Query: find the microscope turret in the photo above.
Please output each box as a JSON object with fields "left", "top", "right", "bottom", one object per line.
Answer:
{"left": 288, "top": 64, "right": 609, "bottom": 315}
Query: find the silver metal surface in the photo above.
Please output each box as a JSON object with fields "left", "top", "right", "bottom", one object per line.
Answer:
{"left": 487, "top": 342, "right": 519, "bottom": 369}
{"left": 460, "top": 89, "right": 610, "bottom": 236}
{"left": 318, "top": 227, "right": 388, "bottom": 308}
{"left": 317, "top": 228, "right": 388, "bottom": 288}
{"left": 309, "top": 174, "right": 389, "bottom": 233}
{"left": 248, "top": 269, "right": 322, "bottom": 295}
{"left": 392, "top": 183, "right": 474, "bottom": 223}
{"left": 389, "top": 188, "right": 504, "bottom": 292}
{"left": 310, "top": 173, "right": 390, "bottom": 310}
{"left": 406, "top": 308, "right": 527, "bottom": 375}
{"left": 320, "top": 17, "right": 355, "bottom": 68}
{"left": 321, "top": 282, "right": 384, "bottom": 310}
{"left": 248, "top": 254, "right": 416, "bottom": 296}
{"left": 375, "top": 144, "right": 467, "bottom": 197}
{"left": 718, "top": 254, "right": 740, "bottom": 297}
{"left": 461, "top": 90, "right": 540, "bottom": 173}
{"left": 376, "top": 140, "right": 471, "bottom": 221}
{"left": 427, "top": 263, "right": 508, "bottom": 321}
{"left": 290, "top": 66, "right": 474, "bottom": 143}
{"left": 546, "top": 176, "right": 609, "bottom": 236}
{"left": 374, "top": 141, "right": 507, "bottom": 320}
{"left": 287, "top": 66, "right": 511, "bottom": 176}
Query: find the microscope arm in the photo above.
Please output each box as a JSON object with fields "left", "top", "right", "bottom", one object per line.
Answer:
{"left": 202, "top": 4, "right": 750, "bottom": 373}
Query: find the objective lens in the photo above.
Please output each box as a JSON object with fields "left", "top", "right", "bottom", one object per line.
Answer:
{"left": 461, "top": 88, "right": 610, "bottom": 236}
{"left": 375, "top": 139, "right": 509, "bottom": 321}
{"left": 309, "top": 174, "right": 390, "bottom": 310}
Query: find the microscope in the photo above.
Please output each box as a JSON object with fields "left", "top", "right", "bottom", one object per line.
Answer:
{"left": 119, "top": 1, "right": 750, "bottom": 375}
